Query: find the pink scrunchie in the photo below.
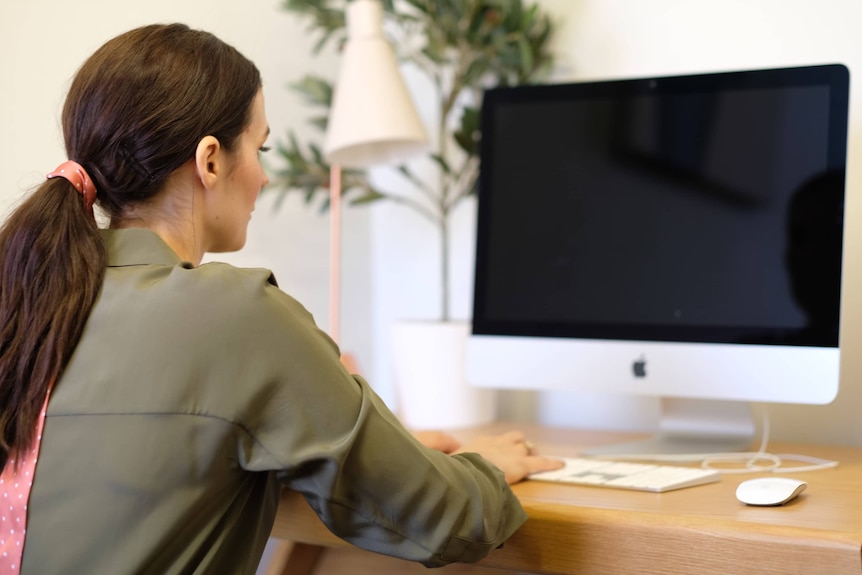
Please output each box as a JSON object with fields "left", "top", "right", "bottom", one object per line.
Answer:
{"left": 47, "top": 160, "right": 97, "bottom": 217}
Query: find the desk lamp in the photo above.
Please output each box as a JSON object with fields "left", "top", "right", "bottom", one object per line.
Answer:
{"left": 323, "top": 0, "right": 427, "bottom": 356}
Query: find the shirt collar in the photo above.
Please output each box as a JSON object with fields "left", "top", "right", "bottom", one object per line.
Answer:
{"left": 101, "top": 229, "right": 190, "bottom": 268}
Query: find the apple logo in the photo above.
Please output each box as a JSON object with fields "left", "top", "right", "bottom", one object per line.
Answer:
{"left": 632, "top": 356, "right": 647, "bottom": 378}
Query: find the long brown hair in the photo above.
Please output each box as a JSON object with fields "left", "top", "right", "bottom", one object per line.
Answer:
{"left": 0, "top": 23, "right": 261, "bottom": 470}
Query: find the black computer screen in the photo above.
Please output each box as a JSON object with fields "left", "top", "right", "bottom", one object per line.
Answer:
{"left": 473, "top": 65, "right": 849, "bottom": 347}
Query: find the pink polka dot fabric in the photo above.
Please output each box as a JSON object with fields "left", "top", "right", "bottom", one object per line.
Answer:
{"left": 0, "top": 392, "right": 51, "bottom": 574}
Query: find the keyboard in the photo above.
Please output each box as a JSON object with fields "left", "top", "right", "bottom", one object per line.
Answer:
{"left": 529, "top": 457, "right": 722, "bottom": 492}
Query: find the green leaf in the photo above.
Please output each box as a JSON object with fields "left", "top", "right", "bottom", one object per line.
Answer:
{"left": 273, "top": 189, "right": 288, "bottom": 211}
{"left": 288, "top": 75, "right": 333, "bottom": 108}
{"left": 429, "top": 154, "right": 452, "bottom": 175}
{"left": 453, "top": 106, "right": 481, "bottom": 156}
{"left": 282, "top": 0, "right": 348, "bottom": 52}
{"left": 309, "top": 142, "right": 325, "bottom": 165}
{"left": 309, "top": 116, "right": 329, "bottom": 132}
{"left": 350, "top": 189, "right": 387, "bottom": 205}
{"left": 522, "top": 4, "right": 537, "bottom": 29}
{"left": 517, "top": 36, "right": 534, "bottom": 78}
{"left": 304, "top": 185, "right": 318, "bottom": 204}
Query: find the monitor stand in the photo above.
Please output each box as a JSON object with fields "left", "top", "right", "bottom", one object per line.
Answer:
{"left": 581, "top": 398, "right": 756, "bottom": 460}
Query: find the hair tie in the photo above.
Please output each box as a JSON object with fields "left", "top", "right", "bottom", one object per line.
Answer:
{"left": 47, "top": 160, "right": 97, "bottom": 216}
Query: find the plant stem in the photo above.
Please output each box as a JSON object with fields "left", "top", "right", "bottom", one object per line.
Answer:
{"left": 438, "top": 67, "right": 450, "bottom": 323}
{"left": 441, "top": 210, "right": 450, "bottom": 322}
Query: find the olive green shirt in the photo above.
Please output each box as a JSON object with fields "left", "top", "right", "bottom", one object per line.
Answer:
{"left": 21, "top": 229, "right": 527, "bottom": 574}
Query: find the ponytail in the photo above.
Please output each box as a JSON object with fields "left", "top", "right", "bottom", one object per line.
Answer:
{"left": 0, "top": 177, "right": 105, "bottom": 471}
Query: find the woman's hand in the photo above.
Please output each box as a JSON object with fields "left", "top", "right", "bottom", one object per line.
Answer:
{"left": 453, "top": 430, "right": 565, "bottom": 484}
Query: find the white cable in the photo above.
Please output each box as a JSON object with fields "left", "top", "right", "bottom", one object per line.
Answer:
{"left": 699, "top": 409, "right": 838, "bottom": 474}
{"left": 595, "top": 409, "right": 840, "bottom": 473}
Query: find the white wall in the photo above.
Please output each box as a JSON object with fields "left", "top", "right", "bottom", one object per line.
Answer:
{"left": 4, "top": 1, "right": 862, "bottom": 451}
{"left": 0, "top": 0, "right": 374, "bottom": 371}
{"left": 367, "top": 0, "right": 862, "bottom": 446}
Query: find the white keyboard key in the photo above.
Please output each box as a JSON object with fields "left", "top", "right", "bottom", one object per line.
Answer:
{"left": 530, "top": 456, "right": 721, "bottom": 492}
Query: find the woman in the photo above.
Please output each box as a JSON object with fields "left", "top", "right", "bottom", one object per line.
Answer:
{"left": 0, "top": 23, "right": 561, "bottom": 574}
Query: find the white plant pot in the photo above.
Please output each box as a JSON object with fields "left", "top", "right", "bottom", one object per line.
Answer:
{"left": 391, "top": 320, "right": 497, "bottom": 430}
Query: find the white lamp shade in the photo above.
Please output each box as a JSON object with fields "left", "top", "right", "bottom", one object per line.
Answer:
{"left": 324, "top": 0, "right": 428, "bottom": 168}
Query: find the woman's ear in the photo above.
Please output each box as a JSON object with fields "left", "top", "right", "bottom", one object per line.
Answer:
{"left": 194, "top": 135, "right": 222, "bottom": 189}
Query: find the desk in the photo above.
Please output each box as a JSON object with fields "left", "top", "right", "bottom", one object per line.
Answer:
{"left": 270, "top": 423, "right": 862, "bottom": 574}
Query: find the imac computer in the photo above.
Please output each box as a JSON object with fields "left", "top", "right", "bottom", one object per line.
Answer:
{"left": 466, "top": 64, "right": 850, "bottom": 456}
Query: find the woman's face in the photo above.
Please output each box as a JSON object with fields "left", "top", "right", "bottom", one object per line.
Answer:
{"left": 205, "top": 88, "right": 270, "bottom": 253}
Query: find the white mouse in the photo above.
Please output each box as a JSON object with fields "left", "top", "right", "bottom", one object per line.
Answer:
{"left": 735, "top": 477, "right": 807, "bottom": 506}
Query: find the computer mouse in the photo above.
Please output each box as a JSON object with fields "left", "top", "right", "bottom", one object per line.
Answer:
{"left": 735, "top": 477, "right": 807, "bottom": 506}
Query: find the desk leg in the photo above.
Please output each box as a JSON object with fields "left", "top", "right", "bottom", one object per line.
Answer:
{"left": 266, "top": 540, "right": 325, "bottom": 575}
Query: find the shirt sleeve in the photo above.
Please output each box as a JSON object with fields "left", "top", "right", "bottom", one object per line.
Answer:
{"left": 227, "top": 271, "right": 528, "bottom": 567}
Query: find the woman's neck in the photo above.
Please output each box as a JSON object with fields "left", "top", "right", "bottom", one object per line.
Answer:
{"left": 109, "top": 165, "right": 205, "bottom": 265}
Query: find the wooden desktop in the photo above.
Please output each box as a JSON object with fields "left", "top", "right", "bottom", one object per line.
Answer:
{"left": 269, "top": 422, "right": 862, "bottom": 574}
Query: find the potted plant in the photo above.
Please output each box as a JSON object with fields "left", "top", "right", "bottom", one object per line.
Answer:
{"left": 268, "top": 0, "right": 556, "bottom": 427}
